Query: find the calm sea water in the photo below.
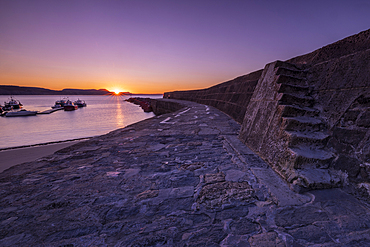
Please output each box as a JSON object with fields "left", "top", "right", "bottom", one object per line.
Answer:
{"left": 0, "top": 95, "right": 162, "bottom": 149}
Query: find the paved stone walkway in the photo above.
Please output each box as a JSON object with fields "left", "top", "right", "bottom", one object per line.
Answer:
{"left": 1, "top": 99, "right": 370, "bottom": 246}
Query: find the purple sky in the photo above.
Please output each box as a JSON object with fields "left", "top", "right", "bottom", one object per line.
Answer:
{"left": 1, "top": 0, "right": 369, "bottom": 93}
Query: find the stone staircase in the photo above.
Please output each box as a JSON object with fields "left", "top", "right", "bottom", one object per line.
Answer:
{"left": 274, "top": 62, "right": 344, "bottom": 191}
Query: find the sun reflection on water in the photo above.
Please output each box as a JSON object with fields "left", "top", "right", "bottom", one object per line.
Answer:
{"left": 115, "top": 96, "right": 124, "bottom": 128}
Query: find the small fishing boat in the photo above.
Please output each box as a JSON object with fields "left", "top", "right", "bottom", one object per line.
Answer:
{"left": 74, "top": 99, "right": 87, "bottom": 107}
{"left": 0, "top": 104, "right": 11, "bottom": 116}
{"left": 4, "top": 96, "right": 22, "bottom": 109}
{"left": 0, "top": 105, "right": 5, "bottom": 117}
{"left": 5, "top": 109, "right": 38, "bottom": 117}
{"left": 63, "top": 100, "right": 78, "bottom": 111}
{"left": 51, "top": 103, "right": 63, "bottom": 109}
{"left": 52, "top": 98, "right": 68, "bottom": 108}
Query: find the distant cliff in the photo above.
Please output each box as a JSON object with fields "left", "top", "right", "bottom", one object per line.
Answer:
{"left": 0, "top": 85, "right": 111, "bottom": 95}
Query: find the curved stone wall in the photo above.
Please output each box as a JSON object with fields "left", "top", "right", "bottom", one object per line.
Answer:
{"left": 164, "top": 70, "right": 262, "bottom": 123}
{"left": 239, "top": 30, "right": 370, "bottom": 190}
{"left": 164, "top": 29, "right": 370, "bottom": 191}
{"left": 308, "top": 49, "right": 370, "bottom": 183}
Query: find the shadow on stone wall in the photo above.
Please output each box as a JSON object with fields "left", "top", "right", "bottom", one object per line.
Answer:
{"left": 164, "top": 70, "right": 262, "bottom": 123}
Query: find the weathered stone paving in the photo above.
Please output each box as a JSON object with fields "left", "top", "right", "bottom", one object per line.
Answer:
{"left": 1, "top": 99, "right": 370, "bottom": 246}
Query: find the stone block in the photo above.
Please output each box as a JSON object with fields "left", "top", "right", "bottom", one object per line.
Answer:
{"left": 251, "top": 167, "right": 311, "bottom": 206}
{"left": 357, "top": 111, "right": 370, "bottom": 127}
{"left": 204, "top": 172, "right": 225, "bottom": 184}
{"left": 327, "top": 137, "right": 354, "bottom": 154}
{"left": 253, "top": 62, "right": 279, "bottom": 101}
{"left": 229, "top": 218, "right": 260, "bottom": 235}
{"left": 231, "top": 93, "right": 241, "bottom": 103}
{"left": 220, "top": 234, "right": 250, "bottom": 246}
{"left": 360, "top": 140, "right": 370, "bottom": 163}
{"left": 225, "top": 170, "right": 245, "bottom": 182}
{"left": 248, "top": 232, "right": 285, "bottom": 247}
{"left": 332, "top": 155, "right": 361, "bottom": 178}
{"left": 326, "top": 90, "right": 363, "bottom": 127}
{"left": 343, "top": 110, "right": 360, "bottom": 122}
{"left": 275, "top": 205, "right": 329, "bottom": 227}
{"left": 169, "top": 186, "right": 194, "bottom": 198}
{"left": 333, "top": 127, "right": 366, "bottom": 146}
{"left": 288, "top": 225, "right": 331, "bottom": 244}
{"left": 215, "top": 205, "right": 249, "bottom": 220}
{"left": 244, "top": 101, "right": 278, "bottom": 151}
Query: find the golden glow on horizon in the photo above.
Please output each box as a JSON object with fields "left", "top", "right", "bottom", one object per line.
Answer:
{"left": 107, "top": 86, "right": 125, "bottom": 95}
{"left": 0, "top": 74, "right": 220, "bottom": 94}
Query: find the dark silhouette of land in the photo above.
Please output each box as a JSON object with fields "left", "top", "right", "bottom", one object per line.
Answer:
{"left": 0, "top": 85, "right": 115, "bottom": 95}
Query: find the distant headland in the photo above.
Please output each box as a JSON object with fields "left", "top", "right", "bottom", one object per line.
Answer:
{"left": 0, "top": 85, "right": 131, "bottom": 95}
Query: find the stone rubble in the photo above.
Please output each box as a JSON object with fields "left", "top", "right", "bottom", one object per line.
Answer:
{"left": 1, "top": 99, "right": 370, "bottom": 246}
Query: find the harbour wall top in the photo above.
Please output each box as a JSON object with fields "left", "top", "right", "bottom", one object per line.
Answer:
{"left": 163, "top": 28, "right": 370, "bottom": 191}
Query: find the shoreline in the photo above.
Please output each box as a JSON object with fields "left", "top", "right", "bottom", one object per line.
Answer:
{"left": 0, "top": 136, "right": 93, "bottom": 152}
{"left": 0, "top": 139, "right": 89, "bottom": 173}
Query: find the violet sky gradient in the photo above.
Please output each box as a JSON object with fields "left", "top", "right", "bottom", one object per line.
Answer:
{"left": 1, "top": 0, "right": 370, "bottom": 93}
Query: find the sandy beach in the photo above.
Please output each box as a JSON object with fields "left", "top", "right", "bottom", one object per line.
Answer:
{"left": 0, "top": 141, "right": 80, "bottom": 173}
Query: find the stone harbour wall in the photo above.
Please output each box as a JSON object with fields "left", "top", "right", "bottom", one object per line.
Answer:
{"left": 163, "top": 70, "right": 262, "bottom": 123}
{"left": 150, "top": 99, "right": 186, "bottom": 115}
{"left": 164, "top": 29, "right": 370, "bottom": 191}
{"left": 308, "top": 48, "right": 370, "bottom": 183}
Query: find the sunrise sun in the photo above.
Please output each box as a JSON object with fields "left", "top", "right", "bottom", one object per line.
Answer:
{"left": 109, "top": 88, "right": 125, "bottom": 95}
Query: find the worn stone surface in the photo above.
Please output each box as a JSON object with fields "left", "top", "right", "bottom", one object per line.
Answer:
{"left": 164, "top": 29, "right": 370, "bottom": 190}
{"left": 1, "top": 100, "right": 370, "bottom": 246}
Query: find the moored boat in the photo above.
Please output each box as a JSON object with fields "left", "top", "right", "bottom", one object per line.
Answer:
{"left": 51, "top": 103, "right": 63, "bottom": 109}
{"left": 0, "top": 105, "right": 5, "bottom": 117}
{"left": 4, "top": 96, "right": 22, "bottom": 109}
{"left": 52, "top": 98, "right": 68, "bottom": 108}
{"left": 74, "top": 99, "right": 87, "bottom": 107}
{"left": 63, "top": 100, "right": 78, "bottom": 111}
{"left": 5, "top": 109, "right": 38, "bottom": 117}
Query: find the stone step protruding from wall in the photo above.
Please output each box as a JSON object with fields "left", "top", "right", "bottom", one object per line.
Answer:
{"left": 288, "top": 146, "right": 334, "bottom": 169}
{"left": 276, "top": 74, "right": 306, "bottom": 85}
{"left": 276, "top": 67, "right": 308, "bottom": 78}
{"left": 240, "top": 60, "right": 345, "bottom": 192}
{"left": 282, "top": 116, "right": 325, "bottom": 132}
{"left": 285, "top": 131, "right": 330, "bottom": 148}
{"left": 278, "top": 83, "right": 312, "bottom": 95}
{"left": 278, "top": 93, "right": 315, "bottom": 108}
{"left": 276, "top": 61, "right": 341, "bottom": 191}
{"left": 287, "top": 167, "right": 343, "bottom": 192}
{"left": 280, "top": 104, "right": 320, "bottom": 117}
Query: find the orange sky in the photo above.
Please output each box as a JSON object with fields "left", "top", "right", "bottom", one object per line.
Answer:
{"left": 0, "top": 66, "right": 231, "bottom": 94}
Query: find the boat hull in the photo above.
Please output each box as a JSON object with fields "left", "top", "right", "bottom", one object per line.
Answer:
{"left": 74, "top": 99, "right": 87, "bottom": 107}
{"left": 64, "top": 105, "right": 78, "bottom": 111}
{"left": 75, "top": 103, "right": 87, "bottom": 107}
{"left": 5, "top": 110, "right": 38, "bottom": 117}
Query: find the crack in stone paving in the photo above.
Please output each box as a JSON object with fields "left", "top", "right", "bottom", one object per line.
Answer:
{"left": 1, "top": 99, "right": 370, "bottom": 246}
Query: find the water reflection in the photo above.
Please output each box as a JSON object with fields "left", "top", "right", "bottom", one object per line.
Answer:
{"left": 0, "top": 95, "right": 160, "bottom": 149}
{"left": 115, "top": 96, "right": 124, "bottom": 128}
